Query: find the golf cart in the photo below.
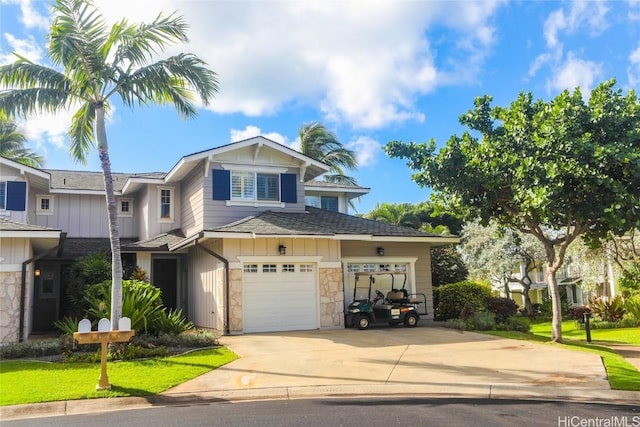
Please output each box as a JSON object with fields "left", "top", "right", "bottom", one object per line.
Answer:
{"left": 345, "top": 271, "right": 427, "bottom": 330}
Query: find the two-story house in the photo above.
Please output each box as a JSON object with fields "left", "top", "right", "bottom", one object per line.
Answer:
{"left": 0, "top": 136, "right": 458, "bottom": 343}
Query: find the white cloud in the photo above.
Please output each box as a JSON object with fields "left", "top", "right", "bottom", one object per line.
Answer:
{"left": 1, "top": 0, "right": 50, "bottom": 30}
{"left": 543, "top": 0, "right": 609, "bottom": 49}
{"left": 229, "top": 126, "right": 287, "bottom": 146}
{"left": 627, "top": 43, "right": 640, "bottom": 87}
{"left": 0, "top": 33, "right": 43, "bottom": 64}
{"left": 92, "top": 0, "right": 503, "bottom": 129}
{"left": 347, "top": 136, "right": 381, "bottom": 168}
{"left": 547, "top": 52, "right": 603, "bottom": 94}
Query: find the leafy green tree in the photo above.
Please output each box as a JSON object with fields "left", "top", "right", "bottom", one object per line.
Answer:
{"left": 431, "top": 246, "right": 468, "bottom": 286}
{"left": 385, "top": 79, "right": 640, "bottom": 342}
{"left": 0, "top": 111, "right": 43, "bottom": 167}
{"left": 0, "top": 0, "right": 218, "bottom": 329}
{"left": 460, "top": 221, "right": 545, "bottom": 315}
{"left": 299, "top": 122, "right": 358, "bottom": 185}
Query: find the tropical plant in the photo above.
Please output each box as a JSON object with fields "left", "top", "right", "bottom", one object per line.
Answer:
{"left": 157, "top": 308, "right": 194, "bottom": 335}
{"left": 0, "top": 111, "right": 43, "bottom": 167}
{"left": 63, "top": 251, "right": 112, "bottom": 317}
{"left": 385, "top": 79, "right": 640, "bottom": 342}
{"left": 589, "top": 295, "right": 627, "bottom": 323}
{"left": 0, "top": 0, "right": 218, "bottom": 330}
{"left": 430, "top": 246, "right": 468, "bottom": 286}
{"left": 486, "top": 296, "right": 518, "bottom": 323}
{"left": 299, "top": 122, "right": 358, "bottom": 185}
{"left": 84, "top": 280, "right": 166, "bottom": 334}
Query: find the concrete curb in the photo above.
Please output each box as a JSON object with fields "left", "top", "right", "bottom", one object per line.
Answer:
{"left": 2, "top": 385, "right": 639, "bottom": 421}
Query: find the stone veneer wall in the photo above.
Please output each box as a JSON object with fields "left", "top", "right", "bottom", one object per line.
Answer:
{"left": 0, "top": 271, "right": 22, "bottom": 343}
{"left": 228, "top": 268, "right": 243, "bottom": 333}
{"left": 226, "top": 267, "right": 344, "bottom": 333}
{"left": 319, "top": 267, "right": 344, "bottom": 328}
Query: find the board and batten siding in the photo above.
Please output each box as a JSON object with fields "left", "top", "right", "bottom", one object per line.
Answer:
{"left": 203, "top": 164, "right": 307, "bottom": 229}
{"left": 143, "top": 184, "right": 182, "bottom": 239}
{"left": 340, "top": 241, "right": 434, "bottom": 320}
{"left": 185, "top": 239, "right": 223, "bottom": 330}
{"left": 29, "top": 193, "right": 136, "bottom": 238}
{"left": 0, "top": 237, "right": 31, "bottom": 267}
{"left": 224, "top": 237, "right": 340, "bottom": 261}
{"left": 180, "top": 161, "right": 205, "bottom": 238}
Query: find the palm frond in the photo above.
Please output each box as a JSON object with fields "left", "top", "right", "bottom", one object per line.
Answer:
{"left": 0, "top": 88, "right": 72, "bottom": 117}
{"left": 114, "top": 53, "right": 218, "bottom": 117}
{"left": 113, "top": 12, "right": 189, "bottom": 68}
{"left": 0, "top": 60, "right": 70, "bottom": 91}
{"left": 68, "top": 101, "right": 96, "bottom": 164}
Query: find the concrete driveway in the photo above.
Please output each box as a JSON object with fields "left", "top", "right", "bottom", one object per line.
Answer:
{"left": 164, "top": 325, "right": 611, "bottom": 400}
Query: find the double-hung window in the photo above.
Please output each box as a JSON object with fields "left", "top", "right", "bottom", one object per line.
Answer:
{"left": 158, "top": 186, "right": 174, "bottom": 222}
{"left": 231, "top": 171, "right": 279, "bottom": 202}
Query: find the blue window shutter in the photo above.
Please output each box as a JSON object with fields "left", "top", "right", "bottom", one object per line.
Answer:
{"left": 212, "top": 169, "right": 230, "bottom": 200}
{"left": 6, "top": 181, "right": 27, "bottom": 211}
{"left": 280, "top": 173, "right": 297, "bottom": 203}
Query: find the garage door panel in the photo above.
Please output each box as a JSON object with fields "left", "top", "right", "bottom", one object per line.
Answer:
{"left": 243, "top": 265, "right": 318, "bottom": 333}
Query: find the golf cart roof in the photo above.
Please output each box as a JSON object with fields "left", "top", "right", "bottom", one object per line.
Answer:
{"left": 355, "top": 271, "right": 407, "bottom": 277}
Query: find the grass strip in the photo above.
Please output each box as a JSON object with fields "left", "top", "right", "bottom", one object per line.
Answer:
{"left": 0, "top": 347, "right": 237, "bottom": 406}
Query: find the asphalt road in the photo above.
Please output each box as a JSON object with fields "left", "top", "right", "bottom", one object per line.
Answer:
{"left": 3, "top": 398, "right": 639, "bottom": 427}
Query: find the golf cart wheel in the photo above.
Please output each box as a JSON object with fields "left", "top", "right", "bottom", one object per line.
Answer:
{"left": 404, "top": 313, "right": 418, "bottom": 328}
{"left": 357, "top": 315, "right": 370, "bottom": 330}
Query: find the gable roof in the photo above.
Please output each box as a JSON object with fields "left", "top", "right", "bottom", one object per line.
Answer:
{"left": 164, "top": 136, "right": 330, "bottom": 183}
{"left": 196, "top": 207, "right": 459, "bottom": 243}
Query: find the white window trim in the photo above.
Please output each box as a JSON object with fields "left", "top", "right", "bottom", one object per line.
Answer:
{"left": 157, "top": 186, "right": 174, "bottom": 223}
{"left": 118, "top": 198, "right": 133, "bottom": 217}
{"left": 36, "top": 195, "right": 54, "bottom": 216}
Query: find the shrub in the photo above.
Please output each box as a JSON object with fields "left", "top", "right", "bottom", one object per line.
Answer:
{"left": 469, "top": 311, "right": 496, "bottom": 330}
{"left": 624, "top": 295, "right": 640, "bottom": 321}
{"left": 0, "top": 338, "right": 68, "bottom": 359}
{"left": 433, "top": 280, "right": 493, "bottom": 320}
{"left": 618, "top": 262, "right": 640, "bottom": 298}
{"left": 63, "top": 252, "right": 112, "bottom": 318}
{"left": 589, "top": 295, "right": 626, "bottom": 322}
{"left": 572, "top": 305, "right": 591, "bottom": 323}
{"left": 486, "top": 297, "right": 518, "bottom": 323}
{"left": 53, "top": 316, "right": 82, "bottom": 336}
{"left": 500, "top": 316, "right": 530, "bottom": 332}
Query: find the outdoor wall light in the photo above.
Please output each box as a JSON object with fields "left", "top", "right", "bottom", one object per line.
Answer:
{"left": 377, "top": 247, "right": 385, "bottom": 256}
{"left": 279, "top": 244, "right": 287, "bottom": 255}
{"left": 34, "top": 268, "right": 41, "bottom": 277}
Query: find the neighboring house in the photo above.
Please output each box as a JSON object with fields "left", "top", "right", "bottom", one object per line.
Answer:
{"left": 0, "top": 136, "right": 458, "bottom": 343}
{"left": 506, "top": 259, "right": 587, "bottom": 309}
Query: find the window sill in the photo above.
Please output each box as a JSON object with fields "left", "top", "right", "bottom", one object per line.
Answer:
{"left": 225, "top": 200, "right": 285, "bottom": 208}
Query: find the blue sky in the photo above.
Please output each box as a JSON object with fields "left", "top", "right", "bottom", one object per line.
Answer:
{"left": 1, "top": 0, "right": 640, "bottom": 213}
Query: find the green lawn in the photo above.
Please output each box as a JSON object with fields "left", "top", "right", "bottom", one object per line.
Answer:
{"left": 0, "top": 347, "right": 237, "bottom": 406}
{"left": 482, "top": 320, "right": 640, "bottom": 391}
{"left": 530, "top": 320, "right": 640, "bottom": 345}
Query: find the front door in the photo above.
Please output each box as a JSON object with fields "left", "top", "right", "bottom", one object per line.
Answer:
{"left": 152, "top": 258, "right": 178, "bottom": 309}
{"left": 32, "top": 263, "right": 60, "bottom": 332}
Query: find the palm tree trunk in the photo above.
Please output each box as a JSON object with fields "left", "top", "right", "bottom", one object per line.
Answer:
{"left": 96, "top": 105, "right": 123, "bottom": 330}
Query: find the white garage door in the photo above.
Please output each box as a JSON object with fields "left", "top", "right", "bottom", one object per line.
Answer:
{"left": 243, "top": 263, "right": 318, "bottom": 333}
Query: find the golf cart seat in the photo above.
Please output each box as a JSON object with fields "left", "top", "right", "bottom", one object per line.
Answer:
{"left": 387, "top": 289, "right": 408, "bottom": 303}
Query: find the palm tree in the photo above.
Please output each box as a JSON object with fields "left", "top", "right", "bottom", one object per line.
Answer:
{"left": 298, "top": 122, "right": 358, "bottom": 185}
{"left": 364, "top": 202, "right": 421, "bottom": 229}
{"left": 0, "top": 0, "right": 218, "bottom": 330}
{"left": 0, "top": 112, "right": 43, "bottom": 167}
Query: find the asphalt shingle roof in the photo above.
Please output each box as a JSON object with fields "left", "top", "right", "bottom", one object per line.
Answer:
{"left": 43, "top": 170, "right": 165, "bottom": 192}
{"left": 209, "top": 206, "right": 447, "bottom": 238}
{"left": 121, "top": 229, "right": 185, "bottom": 251}
{"left": 0, "top": 218, "right": 60, "bottom": 232}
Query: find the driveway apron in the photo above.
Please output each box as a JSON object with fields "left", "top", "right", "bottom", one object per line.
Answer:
{"left": 164, "top": 326, "right": 609, "bottom": 395}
